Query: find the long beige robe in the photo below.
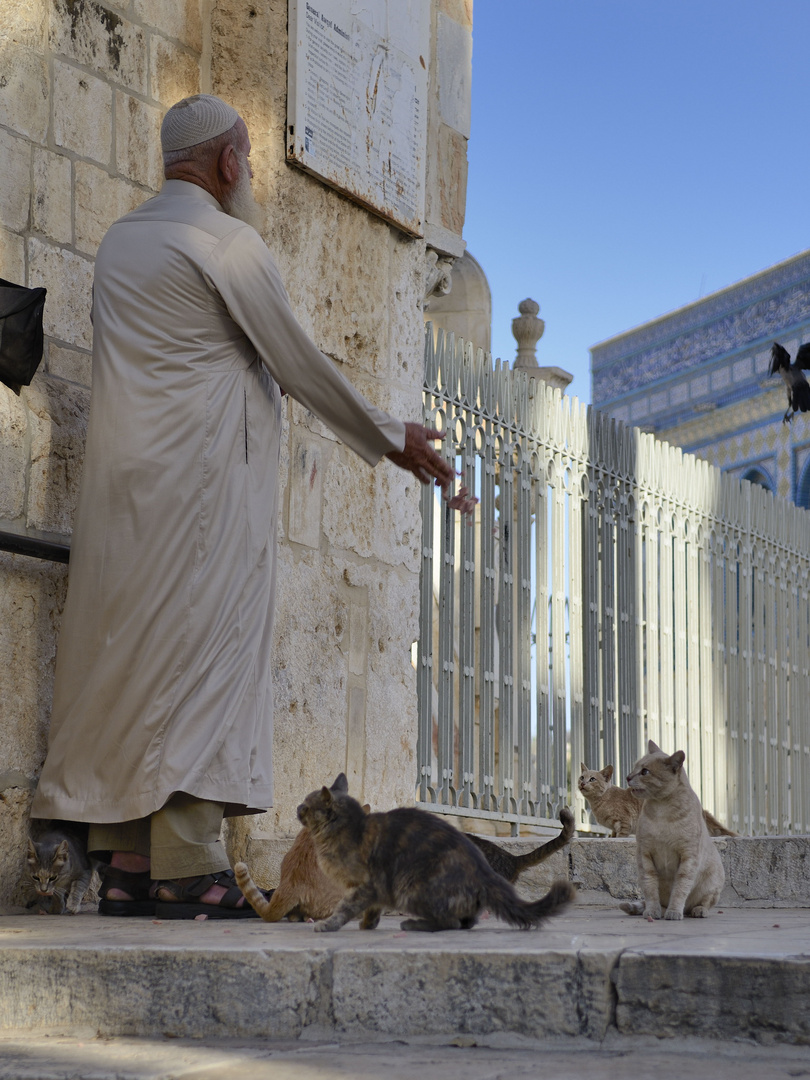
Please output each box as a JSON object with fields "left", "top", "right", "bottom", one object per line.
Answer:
{"left": 32, "top": 180, "right": 405, "bottom": 823}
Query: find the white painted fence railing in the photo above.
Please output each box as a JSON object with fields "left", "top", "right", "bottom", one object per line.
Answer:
{"left": 416, "top": 327, "right": 810, "bottom": 836}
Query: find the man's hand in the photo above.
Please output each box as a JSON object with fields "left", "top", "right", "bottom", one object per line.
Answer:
{"left": 386, "top": 422, "right": 478, "bottom": 517}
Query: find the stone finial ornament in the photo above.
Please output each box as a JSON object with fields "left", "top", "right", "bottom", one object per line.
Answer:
{"left": 511, "top": 298, "right": 573, "bottom": 390}
{"left": 424, "top": 249, "right": 454, "bottom": 309}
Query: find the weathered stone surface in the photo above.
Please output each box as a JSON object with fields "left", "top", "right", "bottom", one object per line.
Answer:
{"left": 0, "top": 41, "right": 49, "bottom": 143}
{"left": 0, "top": 786, "right": 35, "bottom": 913}
{"left": 1, "top": 0, "right": 48, "bottom": 49}
{"left": 53, "top": 61, "right": 113, "bottom": 164}
{"left": 24, "top": 376, "right": 89, "bottom": 534}
{"left": 0, "top": 228, "right": 26, "bottom": 283}
{"left": 32, "top": 149, "right": 72, "bottom": 245}
{"left": 27, "top": 239, "right": 94, "bottom": 351}
{"left": 75, "top": 161, "right": 146, "bottom": 254}
{"left": 47, "top": 345, "right": 92, "bottom": 387}
{"left": 615, "top": 954, "right": 810, "bottom": 1043}
{"left": 115, "top": 92, "right": 163, "bottom": 191}
{"left": 0, "top": 389, "right": 27, "bottom": 519}
{"left": 135, "top": 0, "right": 203, "bottom": 52}
{"left": 0, "top": 130, "right": 31, "bottom": 233}
{"left": 50, "top": 0, "right": 147, "bottom": 94}
{"left": 569, "top": 838, "right": 641, "bottom": 904}
{"left": 722, "top": 835, "right": 810, "bottom": 906}
{"left": 149, "top": 36, "right": 200, "bottom": 106}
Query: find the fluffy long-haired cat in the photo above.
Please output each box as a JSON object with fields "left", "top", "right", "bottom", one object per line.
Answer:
{"left": 578, "top": 762, "right": 736, "bottom": 837}
{"left": 24, "top": 829, "right": 98, "bottom": 914}
{"left": 235, "top": 805, "right": 573, "bottom": 922}
{"left": 466, "top": 808, "right": 575, "bottom": 882}
{"left": 238, "top": 774, "right": 575, "bottom": 932}
{"left": 619, "top": 741, "right": 725, "bottom": 920}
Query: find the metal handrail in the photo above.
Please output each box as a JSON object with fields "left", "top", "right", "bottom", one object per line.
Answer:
{"left": 0, "top": 529, "right": 70, "bottom": 563}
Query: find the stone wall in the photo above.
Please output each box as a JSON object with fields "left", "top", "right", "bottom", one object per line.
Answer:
{"left": 0, "top": 0, "right": 470, "bottom": 908}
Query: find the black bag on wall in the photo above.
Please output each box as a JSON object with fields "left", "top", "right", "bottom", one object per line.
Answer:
{"left": 0, "top": 277, "right": 47, "bottom": 394}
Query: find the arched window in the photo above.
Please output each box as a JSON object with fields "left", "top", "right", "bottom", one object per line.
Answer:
{"left": 741, "top": 465, "right": 775, "bottom": 493}
{"left": 796, "top": 458, "right": 810, "bottom": 509}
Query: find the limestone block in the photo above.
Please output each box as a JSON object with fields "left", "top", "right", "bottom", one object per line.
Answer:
{"left": 615, "top": 954, "right": 810, "bottom": 1042}
{"left": 74, "top": 162, "right": 146, "bottom": 255}
{"left": 135, "top": 0, "right": 203, "bottom": 52}
{"left": 1, "top": 0, "right": 48, "bottom": 48}
{"left": 387, "top": 233, "right": 434, "bottom": 384}
{"left": 330, "top": 948, "right": 606, "bottom": 1039}
{"left": 286, "top": 427, "right": 333, "bottom": 550}
{"left": 0, "top": 228, "right": 25, "bottom": 283}
{"left": 436, "top": 124, "right": 468, "bottom": 238}
{"left": 0, "top": 41, "right": 49, "bottom": 143}
{"left": 0, "top": 389, "right": 27, "bottom": 519}
{"left": 47, "top": 345, "right": 92, "bottom": 388}
{"left": 24, "top": 377, "right": 89, "bottom": 535}
{"left": 569, "top": 837, "right": 641, "bottom": 903}
{"left": 53, "top": 62, "right": 112, "bottom": 165}
{"left": 0, "top": 130, "right": 31, "bottom": 233}
{"left": 722, "top": 835, "right": 810, "bottom": 906}
{"left": 32, "top": 149, "right": 72, "bottom": 245}
{"left": 0, "top": 553, "right": 67, "bottom": 779}
{"left": 115, "top": 92, "right": 163, "bottom": 190}
{"left": 281, "top": 206, "right": 392, "bottom": 377}
{"left": 0, "top": 786, "right": 35, "bottom": 914}
{"left": 322, "top": 444, "right": 422, "bottom": 572}
{"left": 149, "top": 36, "right": 200, "bottom": 107}
{"left": 437, "top": 13, "right": 472, "bottom": 137}
{"left": 439, "top": 0, "right": 472, "bottom": 30}
{"left": 49, "top": 0, "right": 147, "bottom": 94}
{"left": 27, "top": 239, "right": 94, "bottom": 351}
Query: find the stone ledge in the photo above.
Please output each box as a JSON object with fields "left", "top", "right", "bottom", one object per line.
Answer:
{"left": 0, "top": 907, "right": 807, "bottom": 1045}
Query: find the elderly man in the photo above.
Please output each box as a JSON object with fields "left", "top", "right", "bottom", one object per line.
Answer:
{"left": 31, "top": 95, "right": 473, "bottom": 918}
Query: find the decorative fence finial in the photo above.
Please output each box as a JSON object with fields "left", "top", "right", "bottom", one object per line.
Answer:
{"left": 512, "top": 298, "right": 545, "bottom": 370}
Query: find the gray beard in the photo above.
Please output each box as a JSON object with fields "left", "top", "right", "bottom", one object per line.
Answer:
{"left": 223, "top": 165, "right": 262, "bottom": 230}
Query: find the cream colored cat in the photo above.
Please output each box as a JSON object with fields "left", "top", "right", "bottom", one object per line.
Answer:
{"left": 620, "top": 741, "right": 725, "bottom": 920}
{"left": 578, "top": 762, "right": 736, "bottom": 838}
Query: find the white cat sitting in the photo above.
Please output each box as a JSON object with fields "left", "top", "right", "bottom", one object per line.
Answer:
{"left": 620, "top": 741, "right": 725, "bottom": 921}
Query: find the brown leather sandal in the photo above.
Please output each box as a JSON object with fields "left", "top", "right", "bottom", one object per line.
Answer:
{"left": 153, "top": 868, "right": 271, "bottom": 920}
{"left": 98, "top": 866, "right": 156, "bottom": 917}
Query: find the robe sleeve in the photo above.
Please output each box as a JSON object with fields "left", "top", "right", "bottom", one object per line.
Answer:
{"left": 203, "top": 225, "right": 407, "bottom": 466}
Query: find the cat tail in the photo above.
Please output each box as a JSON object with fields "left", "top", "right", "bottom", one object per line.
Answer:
{"left": 233, "top": 862, "right": 280, "bottom": 921}
{"left": 702, "top": 810, "right": 737, "bottom": 837}
{"left": 485, "top": 877, "right": 575, "bottom": 929}
{"left": 510, "top": 809, "right": 576, "bottom": 872}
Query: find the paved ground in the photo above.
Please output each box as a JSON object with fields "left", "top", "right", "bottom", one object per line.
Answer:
{"left": 1, "top": 1032, "right": 809, "bottom": 1080}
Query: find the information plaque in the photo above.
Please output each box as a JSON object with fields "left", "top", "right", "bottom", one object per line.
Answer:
{"left": 287, "top": 0, "right": 429, "bottom": 236}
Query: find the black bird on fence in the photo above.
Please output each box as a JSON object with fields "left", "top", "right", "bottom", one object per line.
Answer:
{"left": 769, "top": 341, "right": 810, "bottom": 424}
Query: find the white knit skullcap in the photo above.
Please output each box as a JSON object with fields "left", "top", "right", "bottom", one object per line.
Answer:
{"left": 160, "top": 94, "right": 239, "bottom": 153}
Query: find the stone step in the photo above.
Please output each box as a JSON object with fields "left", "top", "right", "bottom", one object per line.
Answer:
{"left": 244, "top": 833, "right": 810, "bottom": 908}
{"left": 1, "top": 905, "right": 808, "bottom": 1045}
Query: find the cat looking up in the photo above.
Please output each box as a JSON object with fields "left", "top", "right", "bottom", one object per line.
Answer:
{"left": 578, "top": 761, "right": 735, "bottom": 837}
{"left": 620, "top": 741, "right": 725, "bottom": 920}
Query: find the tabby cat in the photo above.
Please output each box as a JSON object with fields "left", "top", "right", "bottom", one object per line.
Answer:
{"left": 620, "top": 741, "right": 725, "bottom": 920}
{"left": 24, "top": 830, "right": 98, "bottom": 914}
{"left": 578, "top": 762, "right": 736, "bottom": 837}
{"left": 466, "top": 807, "right": 575, "bottom": 882}
{"left": 238, "top": 774, "right": 575, "bottom": 932}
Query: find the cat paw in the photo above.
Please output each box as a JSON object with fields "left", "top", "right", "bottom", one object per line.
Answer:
{"left": 313, "top": 918, "right": 340, "bottom": 932}
{"left": 644, "top": 904, "right": 663, "bottom": 920}
{"left": 619, "top": 901, "right": 644, "bottom": 916}
{"left": 687, "top": 906, "right": 709, "bottom": 918}
{"left": 663, "top": 908, "right": 684, "bottom": 920}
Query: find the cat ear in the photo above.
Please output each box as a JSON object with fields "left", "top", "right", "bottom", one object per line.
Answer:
{"left": 332, "top": 773, "right": 349, "bottom": 793}
{"left": 320, "top": 786, "right": 333, "bottom": 804}
{"left": 361, "top": 804, "right": 371, "bottom": 814}
{"left": 668, "top": 750, "right": 686, "bottom": 772}
{"left": 53, "top": 839, "right": 70, "bottom": 865}
{"left": 602, "top": 764, "right": 614, "bottom": 780}
{"left": 26, "top": 838, "right": 37, "bottom": 861}
{"left": 648, "top": 739, "right": 661, "bottom": 753}
{"left": 580, "top": 762, "right": 587, "bottom": 772}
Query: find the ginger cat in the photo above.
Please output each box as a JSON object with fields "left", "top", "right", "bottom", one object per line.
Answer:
{"left": 578, "top": 762, "right": 735, "bottom": 837}
{"left": 239, "top": 774, "right": 574, "bottom": 932}
{"left": 620, "top": 741, "right": 725, "bottom": 920}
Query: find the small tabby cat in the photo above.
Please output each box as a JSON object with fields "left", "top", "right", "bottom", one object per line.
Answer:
{"left": 24, "top": 830, "right": 98, "bottom": 914}
{"left": 466, "top": 807, "right": 575, "bottom": 882}
{"left": 238, "top": 774, "right": 575, "bottom": 932}
{"left": 620, "top": 741, "right": 725, "bottom": 920}
{"left": 578, "top": 762, "right": 736, "bottom": 837}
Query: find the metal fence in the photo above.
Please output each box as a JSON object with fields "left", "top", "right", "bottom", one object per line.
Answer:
{"left": 416, "top": 327, "right": 810, "bottom": 837}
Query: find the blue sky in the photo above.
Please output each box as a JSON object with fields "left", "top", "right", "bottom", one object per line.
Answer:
{"left": 463, "top": 0, "right": 810, "bottom": 403}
